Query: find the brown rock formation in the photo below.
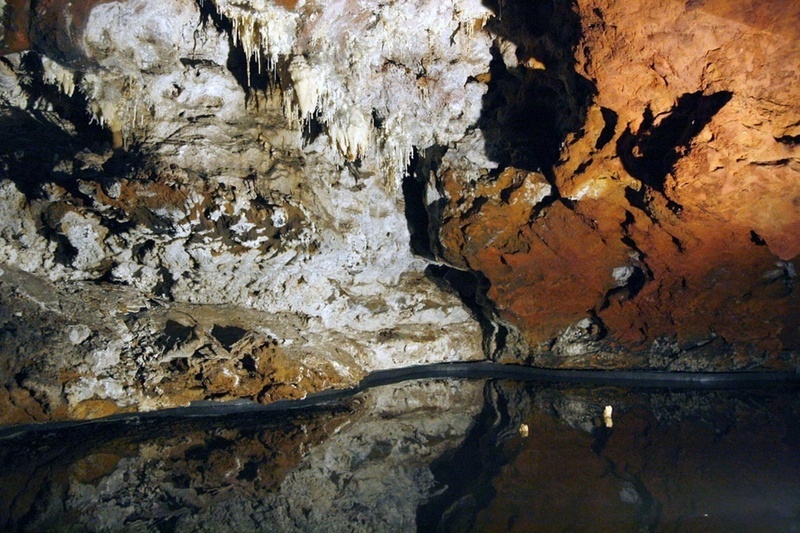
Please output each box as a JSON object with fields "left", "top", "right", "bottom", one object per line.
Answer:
{"left": 432, "top": 0, "right": 800, "bottom": 369}
{"left": 0, "top": 0, "right": 798, "bottom": 425}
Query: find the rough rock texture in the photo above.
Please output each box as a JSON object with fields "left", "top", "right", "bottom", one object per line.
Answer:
{"left": 426, "top": 0, "right": 800, "bottom": 369}
{"left": 0, "top": 0, "right": 799, "bottom": 423}
{"left": 0, "top": 0, "right": 488, "bottom": 422}
{"left": 0, "top": 379, "right": 484, "bottom": 531}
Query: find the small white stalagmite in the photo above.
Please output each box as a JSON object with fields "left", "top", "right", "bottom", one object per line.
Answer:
{"left": 603, "top": 405, "right": 613, "bottom": 428}
{"left": 41, "top": 57, "right": 76, "bottom": 97}
{"left": 329, "top": 109, "right": 372, "bottom": 162}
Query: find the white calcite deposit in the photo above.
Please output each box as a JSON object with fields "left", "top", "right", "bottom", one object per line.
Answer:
{"left": 0, "top": 0, "right": 493, "bottom": 420}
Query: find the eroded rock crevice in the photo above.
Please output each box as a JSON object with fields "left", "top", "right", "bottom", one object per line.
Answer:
{"left": 1, "top": 0, "right": 492, "bottom": 422}
{"left": 0, "top": 0, "right": 799, "bottom": 422}
{"left": 427, "top": 0, "right": 800, "bottom": 369}
{"left": 617, "top": 90, "right": 733, "bottom": 194}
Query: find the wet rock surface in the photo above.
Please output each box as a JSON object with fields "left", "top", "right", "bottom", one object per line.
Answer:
{"left": 2, "top": 377, "right": 798, "bottom": 531}
{"left": 0, "top": 379, "right": 484, "bottom": 531}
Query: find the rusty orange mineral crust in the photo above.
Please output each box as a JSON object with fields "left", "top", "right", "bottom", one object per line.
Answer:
{"left": 438, "top": 0, "right": 800, "bottom": 365}
{"left": 2, "top": 0, "right": 125, "bottom": 62}
{"left": 1, "top": 0, "right": 31, "bottom": 54}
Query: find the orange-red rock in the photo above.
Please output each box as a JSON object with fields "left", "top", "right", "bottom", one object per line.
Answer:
{"left": 436, "top": 0, "right": 800, "bottom": 368}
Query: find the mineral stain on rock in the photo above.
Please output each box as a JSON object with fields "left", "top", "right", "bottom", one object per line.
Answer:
{"left": 429, "top": 0, "right": 800, "bottom": 369}
{"left": 0, "top": 0, "right": 798, "bottom": 422}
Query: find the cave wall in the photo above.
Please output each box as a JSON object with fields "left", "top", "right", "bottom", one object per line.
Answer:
{"left": 0, "top": 0, "right": 489, "bottom": 423}
{"left": 430, "top": 0, "right": 800, "bottom": 369}
{"left": 0, "top": 0, "right": 798, "bottom": 422}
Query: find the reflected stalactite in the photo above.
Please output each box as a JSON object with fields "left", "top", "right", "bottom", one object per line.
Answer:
{"left": 1, "top": 377, "right": 799, "bottom": 531}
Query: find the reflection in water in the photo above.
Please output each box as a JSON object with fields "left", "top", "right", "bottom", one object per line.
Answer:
{"left": 1, "top": 378, "right": 799, "bottom": 531}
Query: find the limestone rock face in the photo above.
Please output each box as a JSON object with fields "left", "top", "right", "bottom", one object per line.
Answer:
{"left": 429, "top": 0, "right": 800, "bottom": 369}
{"left": 0, "top": 0, "right": 798, "bottom": 423}
{"left": 0, "top": 0, "right": 487, "bottom": 423}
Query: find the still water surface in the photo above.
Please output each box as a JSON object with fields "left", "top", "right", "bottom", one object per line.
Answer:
{"left": 1, "top": 375, "right": 799, "bottom": 531}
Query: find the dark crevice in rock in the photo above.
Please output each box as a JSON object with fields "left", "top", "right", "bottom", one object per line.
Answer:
{"left": 619, "top": 213, "right": 655, "bottom": 281}
{"left": 241, "top": 354, "right": 258, "bottom": 374}
{"left": 559, "top": 196, "right": 577, "bottom": 211}
{"left": 36, "top": 224, "right": 78, "bottom": 267}
{"left": 102, "top": 149, "right": 149, "bottom": 180}
{"left": 211, "top": 324, "right": 248, "bottom": 351}
{"left": 152, "top": 267, "right": 176, "bottom": 300}
{"left": 462, "top": 196, "right": 488, "bottom": 219}
{"left": 586, "top": 309, "right": 609, "bottom": 340}
{"left": 131, "top": 206, "right": 175, "bottom": 236}
{"left": 671, "top": 235, "right": 684, "bottom": 253}
{"left": 600, "top": 266, "right": 647, "bottom": 310}
{"left": 0, "top": 110, "right": 83, "bottom": 199}
{"left": 403, "top": 148, "right": 436, "bottom": 259}
{"left": 775, "top": 134, "right": 800, "bottom": 145}
{"left": 132, "top": 239, "right": 156, "bottom": 262}
{"left": 572, "top": 156, "right": 594, "bottom": 176}
{"left": 665, "top": 198, "right": 683, "bottom": 216}
{"left": 166, "top": 357, "right": 190, "bottom": 373}
{"left": 618, "top": 91, "right": 733, "bottom": 192}
{"left": 623, "top": 187, "right": 659, "bottom": 224}
{"left": 479, "top": 0, "right": 595, "bottom": 174}
{"left": 619, "top": 235, "right": 655, "bottom": 282}
{"left": 195, "top": 0, "right": 274, "bottom": 94}
{"left": 161, "top": 320, "right": 194, "bottom": 352}
{"left": 595, "top": 106, "right": 618, "bottom": 149}
{"left": 425, "top": 264, "right": 497, "bottom": 356}
{"left": 751, "top": 158, "right": 794, "bottom": 167}
{"left": 300, "top": 112, "right": 325, "bottom": 146}
{"left": 750, "top": 230, "right": 767, "bottom": 246}
{"left": 493, "top": 323, "right": 510, "bottom": 355}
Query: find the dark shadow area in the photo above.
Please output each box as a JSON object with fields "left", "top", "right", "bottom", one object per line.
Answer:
{"left": 403, "top": 147, "right": 444, "bottom": 259}
{"left": 596, "top": 106, "right": 618, "bottom": 149}
{"left": 0, "top": 54, "right": 111, "bottom": 198}
{"left": 750, "top": 230, "right": 767, "bottom": 246}
{"left": 210, "top": 324, "right": 248, "bottom": 351}
{"left": 425, "top": 264, "right": 498, "bottom": 355}
{"left": 775, "top": 134, "right": 800, "bottom": 146}
{"left": 402, "top": 172, "right": 432, "bottom": 258}
{"left": 300, "top": 113, "right": 326, "bottom": 145}
{"left": 160, "top": 319, "right": 195, "bottom": 352}
{"left": 478, "top": 0, "right": 595, "bottom": 175}
{"left": 195, "top": 0, "right": 274, "bottom": 95}
{"left": 600, "top": 266, "right": 647, "bottom": 310}
{"left": 0, "top": 107, "right": 81, "bottom": 198}
{"left": 100, "top": 148, "right": 150, "bottom": 180}
{"left": 416, "top": 381, "right": 517, "bottom": 532}
{"left": 617, "top": 91, "right": 733, "bottom": 192}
